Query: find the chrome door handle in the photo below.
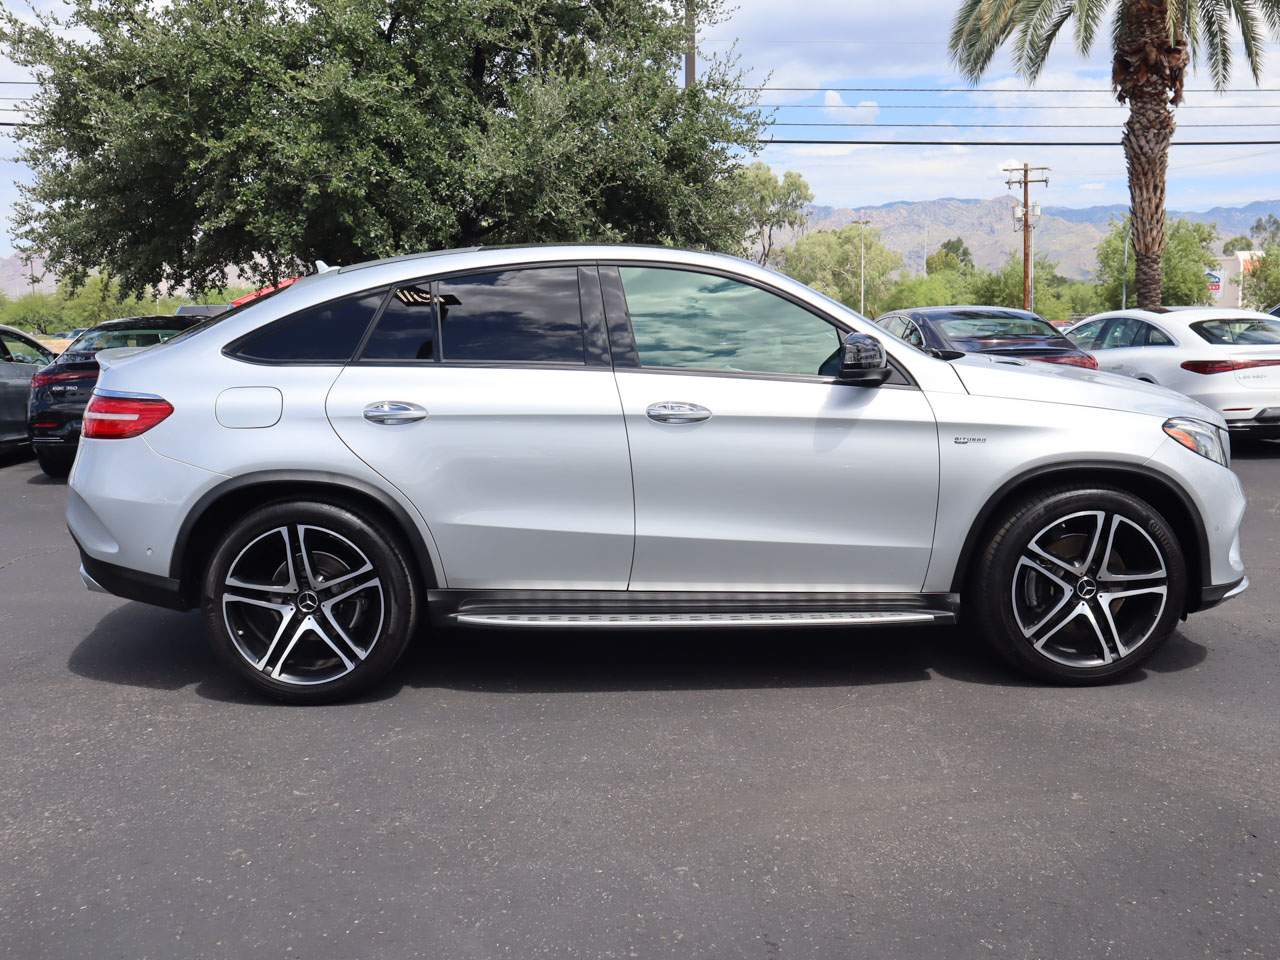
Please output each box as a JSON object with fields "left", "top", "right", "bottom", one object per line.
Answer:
{"left": 363, "top": 401, "right": 428, "bottom": 425}
{"left": 646, "top": 401, "right": 711, "bottom": 424}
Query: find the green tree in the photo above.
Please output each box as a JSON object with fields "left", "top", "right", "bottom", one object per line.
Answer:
{"left": 967, "top": 254, "right": 1068, "bottom": 320}
{"left": 881, "top": 270, "right": 974, "bottom": 312}
{"left": 1094, "top": 217, "right": 1216, "bottom": 309}
{"left": 780, "top": 225, "right": 904, "bottom": 316}
{"left": 950, "top": 0, "right": 1280, "bottom": 310}
{"left": 925, "top": 237, "right": 974, "bottom": 275}
{"left": 1242, "top": 245, "right": 1280, "bottom": 311}
{"left": 736, "top": 163, "right": 813, "bottom": 265}
{"left": 1, "top": 0, "right": 763, "bottom": 298}
{"left": 1251, "top": 215, "right": 1280, "bottom": 247}
{"left": 1223, "top": 235, "right": 1253, "bottom": 255}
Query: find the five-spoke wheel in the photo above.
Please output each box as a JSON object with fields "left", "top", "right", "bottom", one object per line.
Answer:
{"left": 203, "top": 501, "right": 417, "bottom": 703}
{"left": 972, "top": 486, "right": 1186, "bottom": 683}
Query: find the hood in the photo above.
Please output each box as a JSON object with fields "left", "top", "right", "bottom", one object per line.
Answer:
{"left": 949, "top": 353, "right": 1225, "bottom": 426}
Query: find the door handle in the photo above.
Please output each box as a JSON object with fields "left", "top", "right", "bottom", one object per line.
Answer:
{"left": 646, "top": 401, "right": 711, "bottom": 424}
{"left": 363, "top": 401, "right": 428, "bottom": 425}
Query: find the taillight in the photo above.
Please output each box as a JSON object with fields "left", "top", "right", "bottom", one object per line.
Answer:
{"left": 82, "top": 394, "right": 173, "bottom": 439}
{"left": 1039, "top": 353, "right": 1099, "bottom": 370}
{"left": 31, "top": 368, "right": 96, "bottom": 389}
{"left": 1181, "top": 359, "right": 1280, "bottom": 375}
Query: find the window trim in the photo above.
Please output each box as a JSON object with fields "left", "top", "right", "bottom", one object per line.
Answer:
{"left": 598, "top": 260, "right": 916, "bottom": 388}
{"left": 223, "top": 287, "right": 393, "bottom": 367}
{"left": 351, "top": 261, "right": 608, "bottom": 369}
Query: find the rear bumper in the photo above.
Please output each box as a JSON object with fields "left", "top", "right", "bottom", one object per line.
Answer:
{"left": 76, "top": 546, "right": 191, "bottom": 610}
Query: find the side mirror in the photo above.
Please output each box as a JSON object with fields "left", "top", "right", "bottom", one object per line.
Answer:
{"left": 838, "top": 332, "right": 891, "bottom": 386}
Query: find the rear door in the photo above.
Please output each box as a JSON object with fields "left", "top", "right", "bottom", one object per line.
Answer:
{"left": 0, "top": 333, "right": 47, "bottom": 442}
{"left": 326, "top": 265, "right": 635, "bottom": 590}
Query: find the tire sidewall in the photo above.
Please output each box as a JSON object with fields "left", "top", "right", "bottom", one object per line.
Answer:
{"left": 201, "top": 500, "right": 418, "bottom": 703}
{"left": 976, "top": 487, "right": 1187, "bottom": 683}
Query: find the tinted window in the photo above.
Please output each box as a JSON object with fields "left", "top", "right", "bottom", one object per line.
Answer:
{"left": 1, "top": 333, "right": 48, "bottom": 365}
{"left": 1192, "top": 317, "right": 1280, "bottom": 344}
{"left": 1099, "top": 317, "right": 1144, "bottom": 349}
{"left": 362, "top": 284, "right": 438, "bottom": 360}
{"left": 1067, "top": 319, "right": 1104, "bottom": 349}
{"left": 438, "top": 268, "right": 585, "bottom": 363}
{"left": 935, "top": 313, "right": 1060, "bottom": 340}
{"left": 1142, "top": 323, "right": 1174, "bottom": 346}
{"left": 231, "top": 289, "right": 386, "bottom": 363}
{"left": 66, "top": 325, "right": 190, "bottom": 357}
{"left": 619, "top": 267, "right": 840, "bottom": 376}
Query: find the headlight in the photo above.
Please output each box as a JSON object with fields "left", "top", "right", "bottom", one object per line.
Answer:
{"left": 1163, "top": 417, "right": 1228, "bottom": 466}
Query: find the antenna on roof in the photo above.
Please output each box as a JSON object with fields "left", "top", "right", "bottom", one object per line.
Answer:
{"left": 314, "top": 260, "right": 338, "bottom": 274}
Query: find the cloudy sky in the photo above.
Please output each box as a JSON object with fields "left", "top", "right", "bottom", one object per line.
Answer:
{"left": 2, "top": 0, "right": 1279, "bottom": 256}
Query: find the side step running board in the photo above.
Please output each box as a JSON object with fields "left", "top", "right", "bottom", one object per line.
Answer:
{"left": 453, "top": 610, "right": 947, "bottom": 628}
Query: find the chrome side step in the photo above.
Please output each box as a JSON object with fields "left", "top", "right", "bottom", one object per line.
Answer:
{"left": 453, "top": 610, "right": 945, "bottom": 629}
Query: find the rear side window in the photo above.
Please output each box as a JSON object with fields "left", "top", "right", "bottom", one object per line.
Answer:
{"left": 229, "top": 289, "right": 387, "bottom": 363}
{"left": 362, "top": 284, "right": 438, "bottom": 360}
{"left": 438, "top": 268, "right": 585, "bottom": 363}
{"left": 1067, "top": 319, "right": 1104, "bottom": 349}
{"left": 1192, "top": 318, "right": 1280, "bottom": 345}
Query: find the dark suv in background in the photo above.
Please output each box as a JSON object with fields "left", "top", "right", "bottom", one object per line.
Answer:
{"left": 28, "top": 315, "right": 197, "bottom": 476}
{"left": 874, "top": 306, "right": 1098, "bottom": 369}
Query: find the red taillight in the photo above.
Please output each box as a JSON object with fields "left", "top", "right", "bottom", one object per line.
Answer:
{"left": 1039, "top": 353, "right": 1099, "bottom": 370}
{"left": 1181, "top": 358, "right": 1280, "bottom": 375}
{"left": 82, "top": 394, "right": 173, "bottom": 439}
{"left": 31, "top": 368, "right": 96, "bottom": 389}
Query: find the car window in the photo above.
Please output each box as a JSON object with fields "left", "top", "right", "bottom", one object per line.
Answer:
{"left": 900, "top": 319, "right": 925, "bottom": 349}
{"left": 878, "top": 316, "right": 904, "bottom": 337}
{"left": 1142, "top": 323, "right": 1175, "bottom": 346}
{"left": 229, "top": 289, "right": 387, "bottom": 363}
{"left": 64, "top": 325, "right": 190, "bottom": 356}
{"left": 1067, "top": 319, "right": 1104, "bottom": 349}
{"left": 1097, "top": 317, "right": 1144, "bottom": 349}
{"left": 1191, "top": 317, "right": 1280, "bottom": 345}
{"left": 437, "top": 268, "right": 585, "bottom": 363}
{"left": 1, "top": 333, "right": 48, "bottom": 365}
{"left": 361, "top": 284, "right": 437, "bottom": 360}
{"left": 935, "top": 313, "right": 1060, "bottom": 340}
{"left": 619, "top": 267, "right": 840, "bottom": 377}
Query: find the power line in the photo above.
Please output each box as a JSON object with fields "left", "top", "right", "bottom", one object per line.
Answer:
{"left": 770, "top": 121, "right": 1280, "bottom": 128}
{"left": 757, "top": 102, "right": 1275, "bottom": 110}
{"left": 743, "top": 85, "right": 1280, "bottom": 93}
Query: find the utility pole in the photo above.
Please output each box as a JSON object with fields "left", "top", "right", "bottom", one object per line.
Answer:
{"left": 684, "top": 0, "right": 696, "bottom": 88}
{"left": 853, "top": 219, "right": 871, "bottom": 314}
{"left": 1003, "top": 163, "right": 1049, "bottom": 310}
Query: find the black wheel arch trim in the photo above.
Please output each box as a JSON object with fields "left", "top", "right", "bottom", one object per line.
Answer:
{"left": 169, "top": 470, "right": 441, "bottom": 598}
{"left": 950, "top": 460, "right": 1212, "bottom": 608}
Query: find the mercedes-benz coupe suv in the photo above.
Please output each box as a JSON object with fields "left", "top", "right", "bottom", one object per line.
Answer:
{"left": 68, "top": 246, "right": 1248, "bottom": 702}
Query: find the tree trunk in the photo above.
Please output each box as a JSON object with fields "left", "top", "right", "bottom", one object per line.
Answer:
{"left": 1113, "top": 0, "right": 1187, "bottom": 310}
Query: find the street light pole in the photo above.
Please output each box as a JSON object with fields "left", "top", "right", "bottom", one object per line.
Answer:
{"left": 853, "top": 219, "right": 871, "bottom": 314}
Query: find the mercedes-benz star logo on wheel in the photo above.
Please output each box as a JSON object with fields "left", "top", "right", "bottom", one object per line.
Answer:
{"left": 296, "top": 590, "right": 320, "bottom": 613}
{"left": 1075, "top": 578, "right": 1098, "bottom": 600}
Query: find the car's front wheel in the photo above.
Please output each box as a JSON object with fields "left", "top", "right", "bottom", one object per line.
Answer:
{"left": 971, "top": 486, "right": 1187, "bottom": 683}
{"left": 202, "top": 501, "right": 419, "bottom": 703}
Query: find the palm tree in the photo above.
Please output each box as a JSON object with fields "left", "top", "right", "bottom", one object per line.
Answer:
{"left": 950, "top": 0, "right": 1280, "bottom": 309}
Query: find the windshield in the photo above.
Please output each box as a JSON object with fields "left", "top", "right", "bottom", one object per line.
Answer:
{"left": 1191, "top": 318, "right": 1280, "bottom": 345}
{"left": 936, "top": 313, "right": 1063, "bottom": 341}
{"left": 64, "top": 326, "right": 189, "bottom": 356}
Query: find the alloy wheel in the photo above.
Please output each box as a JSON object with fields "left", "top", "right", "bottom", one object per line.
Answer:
{"left": 1011, "top": 510, "right": 1169, "bottom": 669}
{"left": 221, "top": 524, "right": 385, "bottom": 686}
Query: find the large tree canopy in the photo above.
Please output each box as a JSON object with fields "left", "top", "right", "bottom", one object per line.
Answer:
{"left": 2, "top": 0, "right": 763, "bottom": 296}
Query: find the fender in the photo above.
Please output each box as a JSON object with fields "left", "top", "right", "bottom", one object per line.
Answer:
{"left": 948, "top": 459, "right": 1211, "bottom": 599}
{"left": 170, "top": 469, "right": 443, "bottom": 592}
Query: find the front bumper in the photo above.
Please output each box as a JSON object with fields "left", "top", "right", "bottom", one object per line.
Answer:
{"left": 1198, "top": 575, "right": 1249, "bottom": 611}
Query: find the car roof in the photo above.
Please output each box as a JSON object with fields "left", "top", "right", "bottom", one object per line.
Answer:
{"left": 894, "top": 305, "right": 1044, "bottom": 320}
{"left": 87, "top": 315, "right": 200, "bottom": 331}
{"left": 1075, "top": 306, "right": 1279, "bottom": 330}
{"left": 0, "top": 323, "right": 42, "bottom": 340}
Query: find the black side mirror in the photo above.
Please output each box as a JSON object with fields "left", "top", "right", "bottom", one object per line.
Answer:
{"left": 838, "top": 332, "right": 891, "bottom": 386}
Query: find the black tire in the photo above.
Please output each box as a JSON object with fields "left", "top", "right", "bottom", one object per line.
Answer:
{"left": 35, "top": 446, "right": 74, "bottom": 478}
{"left": 202, "top": 501, "right": 419, "bottom": 704}
{"left": 969, "top": 485, "right": 1187, "bottom": 684}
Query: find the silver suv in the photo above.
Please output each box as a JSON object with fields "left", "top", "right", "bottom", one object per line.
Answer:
{"left": 68, "top": 246, "right": 1248, "bottom": 702}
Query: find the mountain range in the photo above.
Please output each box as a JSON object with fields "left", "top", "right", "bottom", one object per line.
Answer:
{"left": 3, "top": 197, "right": 1278, "bottom": 294}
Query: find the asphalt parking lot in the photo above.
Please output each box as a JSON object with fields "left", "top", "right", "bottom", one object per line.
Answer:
{"left": 1, "top": 447, "right": 1278, "bottom": 960}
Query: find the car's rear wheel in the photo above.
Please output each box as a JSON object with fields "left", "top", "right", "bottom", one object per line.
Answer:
{"left": 202, "top": 501, "right": 418, "bottom": 703}
{"left": 970, "top": 486, "right": 1186, "bottom": 683}
{"left": 35, "top": 446, "right": 74, "bottom": 478}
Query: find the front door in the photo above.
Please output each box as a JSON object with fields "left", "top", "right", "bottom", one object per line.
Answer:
{"left": 606, "top": 265, "right": 940, "bottom": 593}
{"left": 326, "top": 265, "right": 635, "bottom": 590}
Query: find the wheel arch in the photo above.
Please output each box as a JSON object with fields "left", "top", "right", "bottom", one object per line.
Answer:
{"left": 950, "top": 462, "right": 1209, "bottom": 612}
{"left": 172, "top": 470, "right": 441, "bottom": 607}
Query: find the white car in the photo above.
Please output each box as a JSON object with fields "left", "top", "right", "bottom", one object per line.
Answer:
{"left": 66, "top": 246, "right": 1247, "bottom": 702}
{"left": 1066, "top": 308, "right": 1280, "bottom": 439}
